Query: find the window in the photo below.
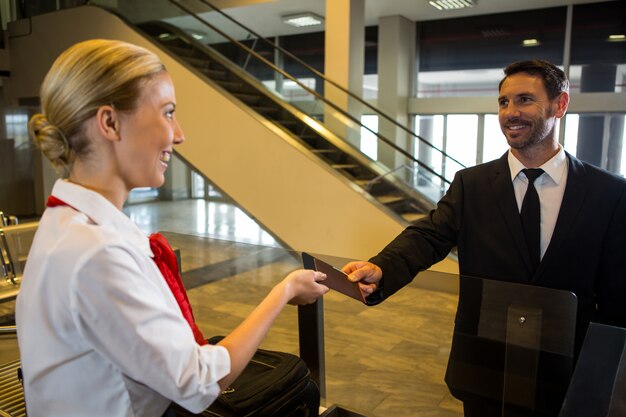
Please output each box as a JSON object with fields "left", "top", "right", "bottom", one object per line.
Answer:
{"left": 564, "top": 113, "right": 626, "bottom": 176}
{"left": 417, "top": 7, "right": 566, "bottom": 97}
{"left": 360, "top": 115, "right": 378, "bottom": 160}
{"left": 569, "top": 1, "right": 626, "bottom": 94}
{"left": 414, "top": 114, "right": 474, "bottom": 183}
{"left": 483, "top": 114, "right": 509, "bottom": 162}
{"left": 262, "top": 78, "right": 317, "bottom": 101}
{"left": 446, "top": 115, "right": 478, "bottom": 170}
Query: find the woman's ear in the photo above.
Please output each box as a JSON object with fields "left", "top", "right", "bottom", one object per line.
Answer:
{"left": 95, "top": 105, "right": 120, "bottom": 142}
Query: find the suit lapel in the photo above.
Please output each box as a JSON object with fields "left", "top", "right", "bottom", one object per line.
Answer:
{"left": 533, "top": 153, "right": 588, "bottom": 283}
{"left": 490, "top": 153, "right": 534, "bottom": 277}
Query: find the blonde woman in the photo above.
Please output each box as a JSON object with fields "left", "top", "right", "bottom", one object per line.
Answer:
{"left": 16, "top": 39, "right": 328, "bottom": 417}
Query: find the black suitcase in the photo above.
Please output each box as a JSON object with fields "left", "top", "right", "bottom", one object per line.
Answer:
{"left": 173, "top": 336, "right": 320, "bottom": 417}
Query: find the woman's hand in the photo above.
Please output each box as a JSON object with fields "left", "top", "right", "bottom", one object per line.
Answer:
{"left": 283, "top": 269, "right": 329, "bottom": 305}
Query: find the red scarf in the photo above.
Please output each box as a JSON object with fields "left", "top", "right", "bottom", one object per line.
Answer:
{"left": 46, "top": 195, "right": 207, "bottom": 346}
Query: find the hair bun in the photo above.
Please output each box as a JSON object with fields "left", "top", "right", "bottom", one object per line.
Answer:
{"left": 28, "top": 113, "right": 73, "bottom": 176}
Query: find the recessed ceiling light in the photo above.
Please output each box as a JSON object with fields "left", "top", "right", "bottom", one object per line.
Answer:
{"left": 522, "top": 38, "right": 541, "bottom": 47}
{"left": 183, "top": 29, "right": 206, "bottom": 41}
{"left": 282, "top": 12, "right": 324, "bottom": 28}
{"left": 608, "top": 34, "right": 626, "bottom": 42}
{"left": 429, "top": 0, "right": 476, "bottom": 11}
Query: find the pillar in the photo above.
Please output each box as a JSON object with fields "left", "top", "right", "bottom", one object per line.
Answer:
{"left": 324, "top": 0, "right": 364, "bottom": 148}
{"left": 377, "top": 15, "right": 416, "bottom": 173}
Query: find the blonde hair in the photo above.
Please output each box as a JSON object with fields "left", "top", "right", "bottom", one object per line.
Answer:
{"left": 28, "top": 39, "right": 166, "bottom": 177}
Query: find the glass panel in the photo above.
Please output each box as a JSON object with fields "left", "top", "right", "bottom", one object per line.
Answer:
{"left": 190, "top": 172, "right": 225, "bottom": 201}
{"left": 560, "top": 323, "right": 626, "bottom": 417}
{"left": 622, "top": 115, "right": 626, "bottom": 176}
{"left": 418, "top": 68, "right": 503, "bottom": 98}
{"left": 570, "top": 1, "right": 626, "bottom": 94}
{"left": 569, "top": 64, "right": 626, "bottom": 95}
{"left": 415, "top": 115, "right": 446, "bottom": 188}
{"left": 207, "top": 184, "right": 223, "bottom": 199}
{"left": 363, "top": 74, "right": 378, "bottom": 100}
{"left": 127, "top": 188, "right": 159, "bottom": 204}
{"left": 0, "top": 107, "right": 39, "bottom": 218}
{"left": 191, "top": 171, "right": 205, "bottom": 199}
{"left": 262, "top": 78, "right": 317, "bottom": 101}
{"left": 448, "top": 276, "right": 577, "bottom": 415}
{"left": 483, "top": 114, "right": 509, "bottom": 162}
{"left": 418, "top": 7, "right": 566, "bottom": 98}
{"left": 563, "top": 114, "right": 580, "bottom": 157}
{"left": 0, "top": 222, "right": 37, "bottom": 283}
{"left": 563, "top": 112, "right": 625, "bottom": 174}
{"left": 446, "top": 114, "right": 478, "bottom": 175}
{"left": 360, "top": 115, "right": 378, "bottom": 160}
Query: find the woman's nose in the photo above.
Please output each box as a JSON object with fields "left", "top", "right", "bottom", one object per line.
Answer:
{"left": 173, "top": 118, "right": 185, "bottom": 144}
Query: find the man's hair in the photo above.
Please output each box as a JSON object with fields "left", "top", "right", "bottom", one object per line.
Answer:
{"left": 498, "top": 60, "right": 569, "bottom": 100}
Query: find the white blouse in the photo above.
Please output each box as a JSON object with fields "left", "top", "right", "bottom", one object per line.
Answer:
{"left": 15, "top": 179, "right": 230, "bottom": 417}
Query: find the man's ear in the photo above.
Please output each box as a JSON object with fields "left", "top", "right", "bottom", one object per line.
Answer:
{"left": 554, "top": 91, "right": 569, "bottom": 119}
{"left": 95, "top": 105, "right": 120, "bottom": 142}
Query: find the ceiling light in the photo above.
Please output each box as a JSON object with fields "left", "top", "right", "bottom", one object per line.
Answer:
{"left": 608, "top": 34, "right": 626, "bottom": 42}
{"left": 282, "top": 12, "right": 324, "bottom": 28}
{"left": 183, "top": 29, "right": 206, "bottom": 41}
{"left": 429, "top": 0, "right": 476, "bottom": 11}
{"left": 522, "top": 38, "right": 541, "bottom": 47}
{"left": 158, "top": 32, "right": 174, "bottom": 40}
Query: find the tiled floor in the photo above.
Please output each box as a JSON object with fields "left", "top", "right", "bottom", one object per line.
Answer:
{"left": 125, "top": 199, "right": 464, "bottom": 417}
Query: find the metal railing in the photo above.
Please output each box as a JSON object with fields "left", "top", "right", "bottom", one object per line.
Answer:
{"left": 166, "top": 0, "right": 466, "bottom": 190}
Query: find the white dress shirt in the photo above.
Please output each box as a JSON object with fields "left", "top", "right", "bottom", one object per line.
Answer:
{"left": 15, "top": 179, "right": 230, "bottom": 417}
{"left": 508, "top": 146, "right": 568, "bottom": 260}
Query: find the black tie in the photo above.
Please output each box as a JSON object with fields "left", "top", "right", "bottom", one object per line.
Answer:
{"left": 520, "top": 168, "right": 544, "bottom": 272}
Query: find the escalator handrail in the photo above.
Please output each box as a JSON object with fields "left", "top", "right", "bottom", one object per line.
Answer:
{"left": 167, "top": 0, "right": 454, "bottom": 184}
{"left": 193, "top": 0, "right": 465, "bottom": 171}
{"left": 156, "top": 11, "right": 446, "bottom": 184}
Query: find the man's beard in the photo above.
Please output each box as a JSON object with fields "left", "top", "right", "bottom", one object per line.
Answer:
{"left": 504, "top": 112, "right": 556, "bottom": 151}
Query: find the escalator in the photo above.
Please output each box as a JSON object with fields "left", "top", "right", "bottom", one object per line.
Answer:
{"left": 137, "top": 18, "right": 439, "bottom": 223}
{"left": 142, "top": 0, "right": 464, "bottom": 218}
{"left": 5, "top": 2, "right": 464, "bottom": 264}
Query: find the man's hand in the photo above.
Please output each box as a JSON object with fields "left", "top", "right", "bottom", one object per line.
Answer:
{"left": 342, "top": 261, "right": 382, "bottom": 296}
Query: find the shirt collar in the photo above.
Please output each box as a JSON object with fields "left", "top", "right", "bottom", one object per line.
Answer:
{"left": 508, "top": 145, "right": 567, "bottom": 185}
{"left": 50, "top": 179, "right": 153, "bottom": 258}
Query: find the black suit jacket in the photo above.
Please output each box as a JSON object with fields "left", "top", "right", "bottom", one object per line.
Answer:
{"left": 368, "top": 152, "right": 626, "bottom": 408}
